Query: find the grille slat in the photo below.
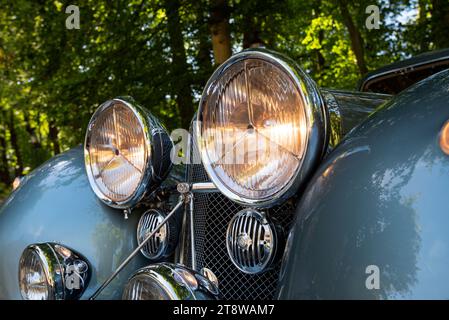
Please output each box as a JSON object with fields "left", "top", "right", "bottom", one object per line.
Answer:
{"left": 245, "top": 216, "right": 252, "bottom": 268}
{"left": 233, "top": 216, "right": 239, "bottom": 264}
{"left": 238, "top": 216, "right": 246, "bottom": 267}
{"left": 257, "top": 221, "right": 262, "bottom": 265}
{"left": 251, "top": 217, "right": 257, "bottom": 268}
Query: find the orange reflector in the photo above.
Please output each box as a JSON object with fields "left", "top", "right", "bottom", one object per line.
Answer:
{"left": 440, "top": 121, "right": 449, "bottom": 155}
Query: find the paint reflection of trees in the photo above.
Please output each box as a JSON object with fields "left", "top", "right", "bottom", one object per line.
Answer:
{"left": 366, "top": 153, "right": 422, "bottom": 299}
{"left": 294, "top": 145, "right": 423, "bottom": 299}
{"left": 92, "top": 222, "right": 128, "bottom": 299}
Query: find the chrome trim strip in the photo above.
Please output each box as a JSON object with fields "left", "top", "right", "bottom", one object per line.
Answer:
{"left": 191, "top": 182, "right": 217, "bottom": 193}
{"left": 189, "top": 194, "right": 197, "bottom": 271}
{"left": 360, "top": 56, "right": 449, "bottom": 91}
{"left": 177, "top": 203, "right": 188, "bottom": 266}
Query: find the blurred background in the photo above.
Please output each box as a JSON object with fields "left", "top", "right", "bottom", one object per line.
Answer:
{"left": 0, "top": 0, "right": 448, "bottom": 201}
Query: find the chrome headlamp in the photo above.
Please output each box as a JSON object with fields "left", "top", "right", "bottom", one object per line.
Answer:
{"left": 197, "top": 49, "right": 328, "bottom": 207}
{"left": 122, "top": 263, "right": 219, "bottom": 300}
{"left": 84, "top": 97, "right": 173, "bottom": 209}
{"left": 18, "top": 243, "right": 90, "bottom": 300}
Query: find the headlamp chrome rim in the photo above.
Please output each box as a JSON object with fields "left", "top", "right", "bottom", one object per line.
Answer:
{"left": 19, "top": 244, "right": 58, "bottom": 300}
{"left": 84, "top": 97, "right": 172, "bottom": 209}
{"left": 196, "top": 49, "right": 329, "bottom": 207}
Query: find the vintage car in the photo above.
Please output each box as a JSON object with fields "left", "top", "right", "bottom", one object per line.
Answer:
{"left": 1, "top": 48, "right": 449, "bottom": 300}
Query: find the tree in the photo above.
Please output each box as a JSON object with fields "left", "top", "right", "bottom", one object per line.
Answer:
{"left": 337, "top": 0, "right": 368, "bottom": 75}
{"left": 0, "top": 113, "right": 11, "bottom": 185}
{"left": 164, "top": 0, "right": 196, "bottom": 129}
{"left": 6, "top": 110, "right": 23, "bottom": 177}
{"left": 430, "top": 0, "right": 449, "bottom": 49}
{"left": 209, "top": 0, "right": 232, "bottom": 64}
{"left": 1, "top": 0, "right": 449, "bottom": 201}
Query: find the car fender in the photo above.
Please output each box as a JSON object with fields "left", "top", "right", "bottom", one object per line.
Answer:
{"left": 0, "top": 146, "right": 150, "bottom": 299}
{"left": 277, "top": 69, "right": 449, "bottom": 299}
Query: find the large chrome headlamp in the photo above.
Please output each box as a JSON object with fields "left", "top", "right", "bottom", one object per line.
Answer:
{"left": 18, "top": 243, "right": 90, "bottom": 300}
{"left": 122, "top": 263, "right": 219, "bottom": 300}
{"left": 84, "top": 97, "right": 173, "bottom": 209}
{"left": 196, "top": 49, "right": 328, "bottom": 207}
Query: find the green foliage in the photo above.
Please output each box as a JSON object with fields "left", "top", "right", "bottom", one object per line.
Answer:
{"left": 0, "top": 0, "right": 447, "bottom": 201}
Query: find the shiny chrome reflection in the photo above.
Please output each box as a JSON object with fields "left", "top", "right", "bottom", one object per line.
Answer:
{"left": 196, "top": 49, "right": 329, "bottom": 207}
{"left": 226, "top": 209, "right": 282, "bottom": 274}
{"left": 137, "top": 209, "right": 179, "bottom": 260}
{"left": 200, "top": 267, "right": 219, "bottom": 287}
{"left": 84, "top": 97, "right": 173, "bottom": 209}
{"left": 122, "top": 263, "right": 219, "bottom": 300}
{"left": 18, "top": 243, "right": 90, "bottom": 300}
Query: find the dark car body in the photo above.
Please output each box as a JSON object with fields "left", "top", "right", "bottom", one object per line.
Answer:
{"left": 279, "top": 69, "right": 449, "bottom": 299}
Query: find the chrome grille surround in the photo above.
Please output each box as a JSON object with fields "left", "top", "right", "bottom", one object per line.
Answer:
{"left": 226, "top": 209, "right": 279, "bottom": 274}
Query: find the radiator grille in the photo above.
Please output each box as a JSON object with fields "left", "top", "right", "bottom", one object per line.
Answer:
{"left": 184, "top": 128, "right": 297, "bottom": 300}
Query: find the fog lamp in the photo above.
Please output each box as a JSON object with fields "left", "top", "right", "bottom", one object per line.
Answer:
{"left": 18, "top": 243, "right": 90, "bottom": 300}
{"left": 122, "top": 263, "right": 219, "bottom": 300}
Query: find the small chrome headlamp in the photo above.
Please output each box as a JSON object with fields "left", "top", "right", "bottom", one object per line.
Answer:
{"left": 122, "top": 263, "right": 219, "bottom": 300}
{"left": 18, "top": 243, "right": 90, "bottom": 300}
{"left": 84, "top": 97, "right": 173, "bottom": 209}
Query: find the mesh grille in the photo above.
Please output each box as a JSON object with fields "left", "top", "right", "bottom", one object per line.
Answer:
{"left": 184, "top": 126, "right": 296, "bottom": 300}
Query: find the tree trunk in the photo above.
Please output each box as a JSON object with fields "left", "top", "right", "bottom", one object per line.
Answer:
{"left": 48, "top": 120, "right": 60, "bottom": 155}
{"left": 164, "top": 0, "right": 196, "bottom": 130}
{"left": 315, "top": 29, "right": 326, "bottom": 73}
{"left": 0, "top": 123, "right": 11, "bottom": 185}
{"left": 23, "top": 110, "right": 43, "bottom": 151}
{"left": 209, "top": 0, "right": 232, "bottom": 65}
{"left": 430, "top": 0, "right": 449, "bottom": 49}
{"left": 418, "top": 0, "right": 430, "bottom": 52}
{"left": 242, "top": 17, "right": 263, "bottom": 49}
{"left": 7, "top": 110, "right": 23, "bottom": 177}
{"left": 195, "top": 1, "right": 213, "bottom": 87}
{"left": 337, "top": 0, "right": 368, "bottom": 75}
{"left": 313, "top": 0, "right": 326, "bottom": 75}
